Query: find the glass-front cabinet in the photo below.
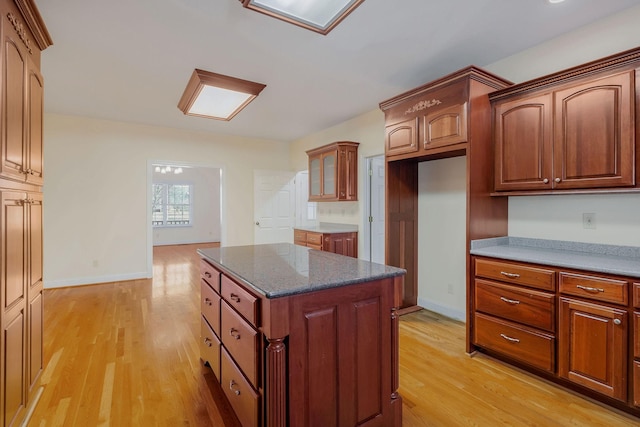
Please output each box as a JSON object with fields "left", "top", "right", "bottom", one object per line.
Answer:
{"left": 306, "top": 141, "right": 358, "bottom": 202}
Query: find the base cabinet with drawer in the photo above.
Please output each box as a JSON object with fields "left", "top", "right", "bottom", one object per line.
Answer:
{"left": 471, "top": 256, "right": 640, "bottom": 416}
{"left": 294, "top": 228, "right": 358, "bottom": 258}
{"left": 199, "top": 249, "right": 403, "bottom": 427}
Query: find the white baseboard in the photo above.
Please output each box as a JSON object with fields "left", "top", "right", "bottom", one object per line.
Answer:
{"left": 417, "top": 297, "right": 466, "bottom": 322}
{"left": 44, "top": 272, "right": 150, "bottom": 289}
{"left": 153, "top": 239, "right": 220, "bottom": 246}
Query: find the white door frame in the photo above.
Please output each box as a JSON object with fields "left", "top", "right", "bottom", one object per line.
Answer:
{"left": 363, "top": 154, "right": 385, "bottom": 263}
{"left": 146, "top": 159, "right": 225, "bottom": 277}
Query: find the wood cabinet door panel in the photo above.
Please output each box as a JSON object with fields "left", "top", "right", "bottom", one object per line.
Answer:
{"left": 26, "top": 64, "right": 44, "bottom": 185}
{"left": 28, "top": 291, "right": 43, "bottom": 387}
{"left": 475, "top": 279, "right": 555, "bottom": 332}
{"left": 4, "top": 308, "right": 26, "bottom": 427}
{"left": 553, "top": 71, "right": 635, "bottom": 189}
{"left": 558, "top": 297, "right": 627, "bottom": 401}
{"left": 385, "top": 118, "right": 418, "bottom": 156}
{"left": 634, "top": 361, "right": 640, "bottom": 407}
{"left": 474, "top": 312, "right": 555, "bottom": 373}
{"left": 28, "top": 194, "right": 43, "bottom": 294}
{"left": 423, "top": 102, "right": 467, "bottom": 149}
{"left": 633, "top": 283, "right": 640, "bottom": 308}
{"left": 1, "top": 38, "right": 26, "bottom": 182}
{"left": 634, "top": 311, "right": 640, "bottom": 359}
{"left": 309, "top": 156, "right": 321, "bottom": 198}
{"left": 2, "top": 191, "right": 27, "bottom": 311}
{"left": 494, "top": 94, "right": 553, "bottom": 191}
{"left": 321, "top": 151, "right": 337, "bottom": 198}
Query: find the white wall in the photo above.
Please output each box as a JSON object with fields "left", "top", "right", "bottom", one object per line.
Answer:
{"left": 152, "top": 166, "right": 221, "bottom": 246}
{"left": 417, "top": 157, "right": 467, "bottom": 321}
{"left": 43, "top": 114, "right": 290, "bottom": 288}
{"left": 484, "top": 4, "right": 640, "bottom": 247}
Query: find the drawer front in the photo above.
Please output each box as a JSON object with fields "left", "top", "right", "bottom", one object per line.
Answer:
{"left": 201, "top": 279, "right": 220, "bottom": 336}
{"left": 635, "top": 311, "right": 640, "bottom": 359}
{"left": 201, "top": 316, "right": 221, "bottom": 380}
{"left": 306, "top": 232, "right": 323, "bottom": 245}
{"left": 635, "top": 361, "right": 640, "bottom": 408}
{"left": 474, "top": 312, "right": 555, "bottom": 373}
{"left": 221, "top": 347, "right": 260, "bottom": 427}
{"left": 475, "top": 258, "right": 555, "bottom": 291}
{"left": 634, "top": 283, "right": 640, "bottom": 308}
{"left": 221, "top": 275, "right": 259, "bottom": 326}
{"left": 293, "top": 229, "right": 307, "bottom": 245}
{"left": 201, "top": 259, "right": 220, "bottom": 291}
{"left": 307, "top": 243, "right": 322, "bottom": 251}
{"left": 475, "top": 279, "right": 555, "bottom": 332}
{"left": 221, "top": 301, "right": 260, "bottom": 388}
{"left": 559, "top": 272, "right": 628, "bottom": 305}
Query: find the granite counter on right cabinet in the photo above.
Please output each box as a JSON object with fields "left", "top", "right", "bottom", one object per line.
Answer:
{"left": 469, "top": 237, "right": 640, "bottom": 417}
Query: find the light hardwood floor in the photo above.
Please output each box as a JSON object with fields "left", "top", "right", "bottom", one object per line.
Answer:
{"left": 28, "top": 244, "right": 639, "bottom": 426}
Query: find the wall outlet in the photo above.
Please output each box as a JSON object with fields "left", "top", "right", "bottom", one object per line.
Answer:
{"left": 583, "top": 212, "right": 596, "bottom": 229}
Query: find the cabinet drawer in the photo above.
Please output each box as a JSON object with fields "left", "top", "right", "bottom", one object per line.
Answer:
{"left": 201, "top": 259, "right": 220, "bottom": 291}
{"left": 221, "top": 347, "right": 260, "bottom": 427}
{"left": 294, "top": 229, "right": 307, "bottom": 245}
{"left": 474, "top": 312, "right": 555, "bottom": 373}
{"left": 306, "top": 232, "right": 323, "bottom": 245}
{"left": 307, "top": 243, "right": 322, "bottom": 251}
{"left": 475, "top": 258, "right": 555, "bottom": 291}
{"left": 221, "top": 275, "right": 259, "bottom": 326}
{"left": 201, "top": 279, "right": 220, "bottom": 336}
{"left": 635, "top": 311, "right": 640, "bottom": 359}
{"left": 475, "top": 279, "right": 555, "bottom": 332}
{"left": 559, "top": 272, "right": 628, "bottom": 305}
{"left": 201, "top": 316, "right": 221, "bottom": 380}
{"left": 633, "top": 283, "right": 640, "bottom": 308}
{"left": 221, "top": 301, "right": 260, "bottom": 389}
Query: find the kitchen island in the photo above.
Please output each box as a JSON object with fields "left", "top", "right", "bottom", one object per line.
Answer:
{"left": 197, "top": 243, "right": 405, "bottom": 427}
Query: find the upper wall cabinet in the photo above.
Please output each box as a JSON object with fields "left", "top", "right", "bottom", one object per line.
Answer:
{"left": 491, "top": 47, "right": 640, "bottom": 194}
{"left": 307, "top": 141, "right": 358, "bottom": 201}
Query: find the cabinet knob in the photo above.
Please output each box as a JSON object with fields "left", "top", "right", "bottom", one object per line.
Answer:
{"left": 255, "top": 221, "right": 260, "bottom": 226}
{"left": 204, "top": 297, "right": 213, "bottom": 306}
{"left": 543, "top": 178, "right": 549, "bottom": 184}
{"left": 229, "top": 328, "right": 241, "bottom": 340}
{"left": 229, "top": 380, "right": 241, "bottom": 395}
{"left": 203, "top": 337, "right": 212, "bottom": 347}
{"left": 613, "top": 318, "right": 622, "bottom": 326}
{"left": 555, "top": 177, "right": 561, "bottom": 183}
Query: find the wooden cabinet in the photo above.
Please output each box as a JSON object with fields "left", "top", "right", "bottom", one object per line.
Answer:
{"left": 0, "top": 2, "right": 50, "bottom": 425}
{"left": 380, "top": 67, "right": 511, "bottom": 310}
{"left": 491, "top": 49, "right": 639, "bottom": 194}
{"left": 293, "top": 228, "right": 358, "bottom": 258}
{"left": 306, "top": 141, "right": 358, "bottom": 201}
{"left": 558, "top": 297, "right": 627, "bottom": 401}
{"left": 471, "top": 256, "right": 640, "bottom": 414}
{"left": 200, "top": 254, "right": 403, "bottom": 426}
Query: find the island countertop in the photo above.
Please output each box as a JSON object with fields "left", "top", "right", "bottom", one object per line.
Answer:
{"left": 197, "top": 243, "right": 405, "bottom": 299}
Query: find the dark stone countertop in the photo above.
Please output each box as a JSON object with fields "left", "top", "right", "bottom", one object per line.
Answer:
{"left": 197, "top": 243, "right": 405, "bottom": 299}
{"left": 470, "top": 237, "right": 640, "bottom": 279}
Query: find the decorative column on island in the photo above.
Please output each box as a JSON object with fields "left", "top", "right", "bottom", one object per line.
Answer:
{"left": 198, "top": 243, "right": 405, "bottom": 427}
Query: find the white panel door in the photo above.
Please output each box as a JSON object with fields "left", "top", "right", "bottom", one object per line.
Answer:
{"left": 254, "top": 170, "right": 296, "bottom": 244}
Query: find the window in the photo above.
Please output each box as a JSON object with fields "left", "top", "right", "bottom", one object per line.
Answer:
{"left": 152, "top": 183, "right": 192, "bottom": 226}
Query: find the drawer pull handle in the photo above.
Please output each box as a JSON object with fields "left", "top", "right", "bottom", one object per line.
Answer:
{"left": 500, "top": 296, "right": 520, "bottom": 305}
{"left": 229, "top": 293, "right": 241, "bottom": 303}
{"left": 204, "top": 272, "right": 212, "bottom": 278}
{"left": 576, "top": 285, "right": 604, "bottom": 293}
{"left": 229, "top": 380, "right": 241, "bottom": 396}
{"left": 229, "top": 328, "right": 241, "bottom": 340}
{"left": 613, "top": 319, "right": 622, "bottom": 326}
{"left": 500, "top": 271, "right": 520, "bottom": 279}
{"left": 203, "top": 337, "right": 212, "bottom": 347}
{"left": 500, "top": 334, "right": 520, "bottom": 344}
{"left": 204, "top": 297, "right": 213, "bottom": 306}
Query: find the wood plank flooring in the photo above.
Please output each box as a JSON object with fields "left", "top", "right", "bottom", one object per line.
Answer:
{"left": 28, "top": 243, "right": 639, "bottom": 426}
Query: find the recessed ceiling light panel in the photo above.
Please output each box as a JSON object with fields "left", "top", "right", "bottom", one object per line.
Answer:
{"left": 177, "top": 69, "right": 266, "bottom": 121}
{"left": 240, "top": 0, "right": 365, "bottom": 35}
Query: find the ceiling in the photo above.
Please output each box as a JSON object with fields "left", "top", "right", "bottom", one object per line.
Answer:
{"left": 36, "top": 0, "right": 640, "bottom": 142}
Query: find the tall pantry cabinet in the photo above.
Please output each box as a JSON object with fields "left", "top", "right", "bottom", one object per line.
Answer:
{"left": 0, "top": 1, "right": 51, "bottom": 426}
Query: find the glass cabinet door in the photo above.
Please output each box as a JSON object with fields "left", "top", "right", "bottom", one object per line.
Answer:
{"left": 310, "top": 157, "right": 321, "bottom": 196}
{"left": 322, "top": 153, "right": 336, "bottom": 197}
